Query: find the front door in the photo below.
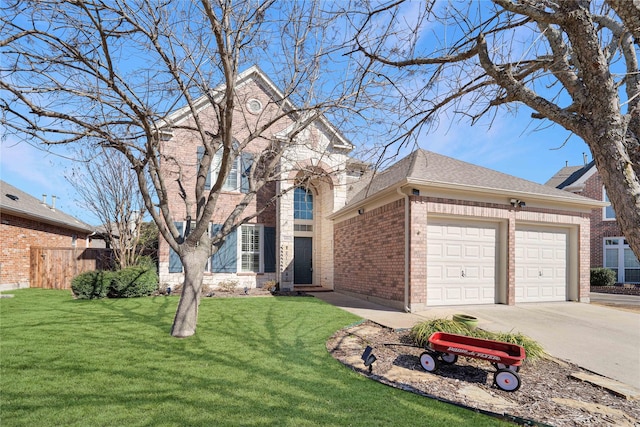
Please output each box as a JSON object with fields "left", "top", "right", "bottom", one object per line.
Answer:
{"left": 294, "top": 237, "right": 312, "bottom": 285}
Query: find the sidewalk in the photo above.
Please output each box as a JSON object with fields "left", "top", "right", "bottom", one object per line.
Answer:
{"left": 310, "top": 291, "right": 640, "bottom": 392}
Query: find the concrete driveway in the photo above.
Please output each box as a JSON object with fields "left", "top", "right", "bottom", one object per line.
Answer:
{"left": 311, "top": 292, "right": 640, "bottom": 390}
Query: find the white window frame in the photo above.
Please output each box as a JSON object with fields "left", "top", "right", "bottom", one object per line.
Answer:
{"left": 602, "top": 187, "right": 616, "bottom": 220}
{"left": 603, "top": 237, "right": 640, "bottom": 283}
{"left": 212, "top": 150, "right": 241, "bottom": 192}
{"left": 238, "top": 224, "right": 263, "bottom": 273}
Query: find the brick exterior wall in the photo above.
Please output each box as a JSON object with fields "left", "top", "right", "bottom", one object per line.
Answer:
{"left": 579, "top": 172, "right": 623, "bottom": 267}
{"left": 0, "top": 213, "right": 89, "bottom": 287}
{"left": 334, "top": 199, "right": 406, "bottom": 305}
{"left": 335, "top": 194, "right": 592, "bottom": 310}
{"left": 157, "top": 74, "right": 350, "bottom": 290}
{"left": 408, "top": 196, "right": 427, "bottom": 308}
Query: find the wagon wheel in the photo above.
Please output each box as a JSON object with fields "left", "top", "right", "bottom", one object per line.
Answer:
{"left": 440, "top": 353, "right": 458, "bottom": 365}
{"left": 419, "top": 351, "right": 439, "bottom": 372}
{"left": 493, "top": 362, "right": 520, "bottom": 373}
{"left": 494, "top": 368, "right": 521, "bottom": 392}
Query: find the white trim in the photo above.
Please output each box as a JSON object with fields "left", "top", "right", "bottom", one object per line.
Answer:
{"left": 562, "top": 164, "right": 597, "bottom": 193}
{"left": 603, "top": 237, "right": 640, "bottom": 283}
{"left": 602, "top": 186, "right": 616, "bottom": 220}
{"left": 239, "top": 224, "right": 264, "bottom": 273}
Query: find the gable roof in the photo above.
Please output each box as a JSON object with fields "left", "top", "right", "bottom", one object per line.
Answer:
{"left": 340, "top": 149, "right": 604, "bottom": 212}
{"left": 158, "top": 65, "right": 353, "bottom": 151}
{"left": 545, "top": 161, "right": 596, "bottom": 192}
{"left": 0, "top": 180, "right": 93, "bottom": 233}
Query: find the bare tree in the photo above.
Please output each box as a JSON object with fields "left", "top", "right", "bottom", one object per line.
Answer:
{"left": 66, "top": 147, "right": 147, "bottom": 269}
{"left": 348, "top": 0, "right": 640, "bottom": 258}
{"left": 0, "top": 0, "right": 366, "bottom": 337}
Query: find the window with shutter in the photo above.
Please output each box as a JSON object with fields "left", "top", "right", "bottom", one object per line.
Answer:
{"left": 241, "top": 225, "right": 262, "bottom": 272}
{"left": 197, "top": 143, "right": 253, "bottom": 194}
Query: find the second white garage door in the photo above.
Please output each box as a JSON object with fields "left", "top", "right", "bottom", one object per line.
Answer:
{"left": 515, "top": 227, "right": 567, "bottom": 303}
{"left": 427, "top": 220, "right": 497, "bottom": 306}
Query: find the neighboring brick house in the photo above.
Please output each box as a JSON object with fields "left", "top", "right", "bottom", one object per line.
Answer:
{"left": 0, "top": 180, "right": 97, "bottom": 288}
{"left": 159, "top": 67, "right": 605, "bottom": 309}
{"left": 547, "top": 161, "right": 640, "bottom": 284}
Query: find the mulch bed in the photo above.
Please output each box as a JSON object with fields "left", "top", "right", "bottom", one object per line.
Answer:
{"left": 327, "top": 320, "right": 640, "bottom": 427}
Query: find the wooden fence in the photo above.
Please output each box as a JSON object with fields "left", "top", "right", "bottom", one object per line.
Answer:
{"left": 30, "top": 247, "right": 114, "bottom": 290}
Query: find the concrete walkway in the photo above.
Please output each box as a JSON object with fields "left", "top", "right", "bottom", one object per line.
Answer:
{"left": 310, "top": 291, "right": 640, "bottom": 390}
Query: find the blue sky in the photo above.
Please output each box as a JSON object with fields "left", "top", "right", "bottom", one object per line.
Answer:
{"left": 1, "top": 111, "right": 591, "bottom": 226}
{"left": 0, "top": 2, "right": 594, "bottom": 226}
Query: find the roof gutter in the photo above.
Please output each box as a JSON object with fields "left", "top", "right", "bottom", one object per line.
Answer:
{"left": 405, "top": 178, "right": 609, "bottom": 209}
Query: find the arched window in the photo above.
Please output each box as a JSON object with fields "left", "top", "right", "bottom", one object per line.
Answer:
{"left": 294, "top": 187, "right": 313, "bottom": 220}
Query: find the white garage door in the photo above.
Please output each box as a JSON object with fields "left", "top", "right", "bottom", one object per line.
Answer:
{"left": 515, "top": 227, "right": 567, "bottom": 303}
{"left": 427, "top": 221, "right": 497, "bottom": 306}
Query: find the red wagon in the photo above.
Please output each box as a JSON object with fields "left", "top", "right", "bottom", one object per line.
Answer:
{"left": 420, "top": 332, "right": 527, "bottom": 392}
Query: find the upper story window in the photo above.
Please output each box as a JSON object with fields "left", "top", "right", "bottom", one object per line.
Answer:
{"left": 212, "top": 149, "right": 239, "bottom": 191}
{"left": 603, "top": 187, "right": 616, "bottom": 220}
{"left": 198, "top": 143, "right": 253, "bottom": 193}
{"left": 294, "top": 187, "right": 313, "bottom": 220}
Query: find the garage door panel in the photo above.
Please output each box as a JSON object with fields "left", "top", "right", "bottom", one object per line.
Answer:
{"left": 445, "top": 266, "right": 460, "bottom": 278}
{"left": 464, "top": 288, "right": 479, "bottom": 299}
{"left": 427, "top": 221, "right": 497, "bottom": 306}
{"left": 465, "top": 245, "right": 480, "bottom": 257}
{"left": 446, "top": 244, "right": 461, "bottom": 257}
{"left": 445, "top": 287, "right": 462, "bottom": 301}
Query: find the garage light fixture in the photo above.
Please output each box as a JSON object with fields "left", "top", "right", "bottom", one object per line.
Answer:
{"left": 510, "top": 199, "right": 526, "bottom": 208}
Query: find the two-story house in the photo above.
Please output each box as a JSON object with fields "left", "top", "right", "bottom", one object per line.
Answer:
{"left": 547, "top": 161, "right": 640, "bottom": 284}
{"left": 159, "top": 67, "right": 606, "bottom": 310}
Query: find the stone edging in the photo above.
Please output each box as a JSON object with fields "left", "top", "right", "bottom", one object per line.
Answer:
{"left": 591, "top": 286, "right": 640, "bottom": 296}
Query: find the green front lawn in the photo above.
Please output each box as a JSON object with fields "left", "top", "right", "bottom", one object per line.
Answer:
{"left": 0, "top": 289, "right": 509, "bottom": 426}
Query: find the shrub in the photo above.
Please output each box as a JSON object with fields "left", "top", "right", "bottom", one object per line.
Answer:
{"left": 411, "top": 319, "right": 474, "bottom": 347}
{"left": 410, "top": 318, "right": 546, "bottom": 362}
{"left": 108, "top": 266, "right": 158, "bottom": 298}
{"left": 71, "top": 270, "right": 113, "bottom": 300}
{"left": 216, "top": 279, "right": 238, "bottom": 292}
{"left": 135, "top": 255, "right": 157, "bottom": 270}
{"left": 493, "top": 332, "right": 546, "bottom": 362}
{"left": 590, "top": 268, "right": 616, "bottom": 287}
{"left": 262, "top": 280, "right": 277, "bottom": 292}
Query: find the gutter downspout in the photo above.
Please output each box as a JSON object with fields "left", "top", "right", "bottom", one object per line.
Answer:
{"left": 398, "top": 187, "right": 411, "bottom": 313}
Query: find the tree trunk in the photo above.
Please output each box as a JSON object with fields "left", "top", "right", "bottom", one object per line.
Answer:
{"left": 585, "top": 127, "right": 640, "bottom": 261}
{"left": 170, "top": 246, "right": 210, "bottom": 338}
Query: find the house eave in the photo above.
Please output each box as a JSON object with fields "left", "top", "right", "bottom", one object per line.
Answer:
{"left": 0, "top": 206, "right": 94, "bottom": 234}
{"left": 405, "top": 178, "right": 608, "bottom": 209}
{"left": 331, "top": 177, "right": 607, "bottom": 221}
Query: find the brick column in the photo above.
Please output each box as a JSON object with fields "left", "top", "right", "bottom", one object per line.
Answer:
{"left": 408, "top": 197, "right": 428, "bottom": 311}
{"left": 506, "top": 215, "right": 516, "bottom": 305}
